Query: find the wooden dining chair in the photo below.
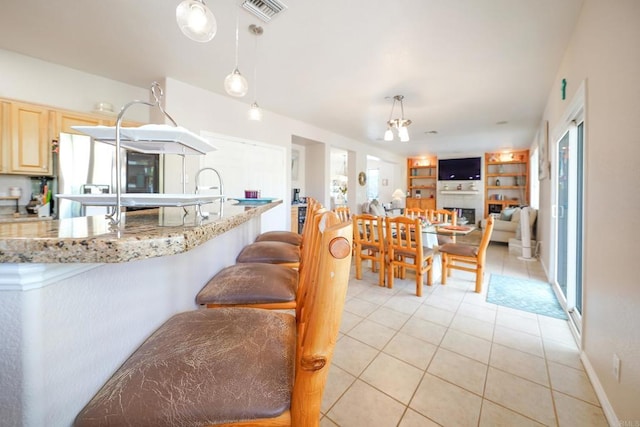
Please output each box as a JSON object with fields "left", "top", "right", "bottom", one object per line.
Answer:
{"left": 404, "top": 207, "right": 426, "bottom": 219}
{"left": 332, "top": 206, "right": 351, "bottom": 222}
{"left": 384, "top": 215, "right": 434, "bottom": 297}
{"left": 235, "top": 201, "right": 323, "bottom": 268}
{"left": 74, "top": 214, "right": 353, "bottom": 427}
{"left": 254, "top": 198, "right": 320, "bottom": 246}
{"left": 352, "top": 213, "right": 385, "bottom": 287}
{"left": 195, "top": 208, "right": 328, "bottom": 309}
{"left": 431, "top": 208, "right": 458, "bottom": 244}
{"left": 439, "top": 215, "right": 494, "bottom": 293}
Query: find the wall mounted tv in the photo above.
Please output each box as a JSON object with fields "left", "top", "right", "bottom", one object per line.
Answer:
{"left": 438, "top": 157, "right": 481, "bottom": 181}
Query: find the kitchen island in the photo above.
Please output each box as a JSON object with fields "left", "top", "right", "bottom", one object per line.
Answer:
{"left": 0, "top": 200, "right": 282, "bottom": 427}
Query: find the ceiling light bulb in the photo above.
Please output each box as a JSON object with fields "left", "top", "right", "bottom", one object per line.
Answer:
{"left": 398, "top": 126, "right": 410, "bottom": 142}
{"left": 224, "top": 68, "right": 248, "bottom": 97}
{"left": 384, "top": 128, "right": 394, "bottom": 141}
{"left": 176, "top": 0, "right": 217, "bottom": 42}
{"left": 248, "top": 102, "right": 262, "bottom": 121}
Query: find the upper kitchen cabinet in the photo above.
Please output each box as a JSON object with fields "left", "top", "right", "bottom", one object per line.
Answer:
{"left": 0, "top": 101, "right": 8, "bottom": 172}
{"left": 54, "top": 110, "right": 103, "bottom": 135}
{"left": 9, "top": 102, "right": 52, "bottom": 175}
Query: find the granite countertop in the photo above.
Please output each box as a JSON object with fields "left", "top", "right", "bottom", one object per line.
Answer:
{"left": 0, "top": 214, "right": 53, "bottom": 223}
{"left": 0, "top": 200, "right": 281, "bottom": 264}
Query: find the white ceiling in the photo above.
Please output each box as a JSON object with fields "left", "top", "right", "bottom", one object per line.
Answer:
{"left": 0, "top": 0, "right": 584, "bottom": 156}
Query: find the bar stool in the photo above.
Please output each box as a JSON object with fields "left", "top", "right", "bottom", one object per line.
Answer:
{"left": 254, "top": 198, "right": 319, "bottom": 246}
{"left": 196, "top": 208, "right": 328, "bottom": 309}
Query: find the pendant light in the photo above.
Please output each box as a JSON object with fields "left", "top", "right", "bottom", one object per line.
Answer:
{"left": 384, "top": 95, "right": 412, "bottom": 142}
{"left": 176, "top": 0, "right": 217, "bottom": 42}
{"left": 224, "top": 2, "right": 248, "bottom": 97}
{"left": 248, "top": 24, "right": 263, "bottom": 120}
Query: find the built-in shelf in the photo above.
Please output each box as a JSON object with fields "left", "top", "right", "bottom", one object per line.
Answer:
{"left": 440, "top": 190, "right": 479, "bottom": 195}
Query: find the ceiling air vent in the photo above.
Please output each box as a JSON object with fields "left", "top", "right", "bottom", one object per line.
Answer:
{"left": 241, "top": 0, "right": 287, "bottom": 22}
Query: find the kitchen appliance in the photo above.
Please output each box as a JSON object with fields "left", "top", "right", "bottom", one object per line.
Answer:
{"left": 56, "top": 132, "right": 160, "bottom": 219}
{"left": 292, "top": 188, "right": 301, "bottom": 204}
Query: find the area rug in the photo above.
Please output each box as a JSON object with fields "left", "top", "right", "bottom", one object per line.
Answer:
{"left": 486, "top": 274, "right": 567, "bottom": 320}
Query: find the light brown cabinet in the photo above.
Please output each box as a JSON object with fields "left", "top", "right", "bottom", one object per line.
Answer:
{"left": 0, "top": 97, "right": 144, "bottom": 177}
{"left": 9, "top": 102, "right": 52, "bottom": 175}
{"left": 0, "top": 101, "right": 8, "bottom": 173}
{"left": 484, "top": 150, "right": 529, "bottom": 217}
{"left": 406, "top": 156, "right": 437, "bottom": 211}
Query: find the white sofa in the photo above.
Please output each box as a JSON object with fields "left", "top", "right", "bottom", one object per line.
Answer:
{"left": 481, "top": 207, "right": 537, "bottom": 243}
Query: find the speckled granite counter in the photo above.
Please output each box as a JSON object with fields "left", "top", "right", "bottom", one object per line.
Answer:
{"left": 0, "top": 200, "right": 281, "bottom": 263}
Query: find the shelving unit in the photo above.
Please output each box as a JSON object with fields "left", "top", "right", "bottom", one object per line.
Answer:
{"left": 59, "top": 82, "right": 223, "bottom": 228}
{"left": 484, "top": 149, "right": 529, "bottom": 217}
{"left": 406, "top": 156, "right": 437, "bottom": 210}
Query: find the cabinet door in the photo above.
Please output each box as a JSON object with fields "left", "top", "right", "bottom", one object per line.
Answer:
{"left": 10, "top": 102, "right": 52, "bottom": 175}
{"left": 0, "top": 101, "right": 8, "bottom": 172}
{"left": 54, "top": 111, "right": 103, "bottom": 136}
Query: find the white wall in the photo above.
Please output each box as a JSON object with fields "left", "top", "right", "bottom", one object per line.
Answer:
{"left": 538, "top": 0, "right": 640, "bottom": 421}
{"left": 159, "top": 78, "right": 405, "bottom": 230}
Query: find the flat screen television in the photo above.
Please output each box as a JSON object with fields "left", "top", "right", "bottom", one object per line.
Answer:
{"left": 438, "top": 157, "right": 481, "bottom": 181}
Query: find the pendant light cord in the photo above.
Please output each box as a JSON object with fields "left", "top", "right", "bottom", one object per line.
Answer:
{"left": 234, "top": 3, "right": 240, "bottom": 67}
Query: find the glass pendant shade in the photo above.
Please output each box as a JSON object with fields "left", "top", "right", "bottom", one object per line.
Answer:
{"left": 384, "top": 128, "right": 393, "bottom": 141}
{"left": 398, "top": 125, "right": 410, "bottom": 142}
{"left": 224, "top": 69, "right": 249, "bottom": 97}
{"left": 248, "top": 102, "right": 263, "bottom": 121}
{"left": 176, "top": 0, "right": 217, "bottom": 42}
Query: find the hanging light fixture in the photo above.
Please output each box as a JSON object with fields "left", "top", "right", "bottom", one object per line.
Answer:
{"left": 384, "top": 95, "right": 412, "bottom": 142}
{"left": 176, "top": 0, "right": 217, "bottom": 42}
{"left": 224, "top": 2, "right": 249, "bottom": 97}
{"left": 248, "top": 24, "right": 263, "bottom": 120}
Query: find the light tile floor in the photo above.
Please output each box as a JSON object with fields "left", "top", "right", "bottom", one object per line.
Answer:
{"left": 320, "top": 243, "right": 609, "bottom": 427}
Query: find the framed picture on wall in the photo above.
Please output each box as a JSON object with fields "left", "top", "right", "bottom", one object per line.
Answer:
{"left": 538, "top": 120, "right": 549, "bottom": 180}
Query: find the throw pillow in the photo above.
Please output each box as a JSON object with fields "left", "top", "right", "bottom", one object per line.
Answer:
{"left": 500, "top": 207, "right": 517, "bottom": 221}
{"left": 511, "top": 208, "right": 521, "bottom": 223}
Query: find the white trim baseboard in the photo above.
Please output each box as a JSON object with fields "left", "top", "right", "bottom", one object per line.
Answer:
{"left": 581, "top": 351, "right": 619, "bottom": 426}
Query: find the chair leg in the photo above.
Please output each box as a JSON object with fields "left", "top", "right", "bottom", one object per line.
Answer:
{"left": 426, "top": 257, "right": 433, "bottom": 286}
{"left": 475, "top": 265, "right": 483, "bottom": 293}
{"left": 355, "top": 251, "right": 363, "bottom": 279}
{"left": 441, "top": 253, "right": 448, "bottom": 285}
{"left": 378, "top": 256, "right": 385, "bottom": 287}
{"left": 387, "top": 260, "right": 394, "bottom": 289}
{"left": 416, "top": 269, "right": 423, "bottom": 297}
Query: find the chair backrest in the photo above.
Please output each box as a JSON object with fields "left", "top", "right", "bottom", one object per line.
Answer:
{"left": 291, "top": 213, "right": 353, "bottom": 425}
{"left": 404, "top": 207, "right": 426, "bottom": 219}
{"left": 384, "top": 215, "right": 425, "bottom": 260}
{"left": 299, "top": 198, "right": 320, "bottom": 238}
{"left": 432, "top": 209, "right": 457, "bottom": 225}
{"left": 333, "top": 206, "right": 351, "bottom": 222}
{"left": 352, "top": 213, "right": 384, "bottom": 250}
{"left": 295, "top": 207, "right": 328, "bottom": 316}
{"left": 476, "top": 215, "right": 495, "bottom": 264}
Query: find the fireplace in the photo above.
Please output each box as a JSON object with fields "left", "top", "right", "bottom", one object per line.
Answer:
{"left": 445, "top": 207, "right": 476, "bottom": 225}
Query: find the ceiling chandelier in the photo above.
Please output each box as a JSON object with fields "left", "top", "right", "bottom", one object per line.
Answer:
{"left": 384, "top": 95, "right": 412, "bottom": 142}
{"left": 175, "top": 0, "right": 217, "bottom": 42}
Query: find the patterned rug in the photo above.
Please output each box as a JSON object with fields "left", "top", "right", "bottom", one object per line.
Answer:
{"left": 486, "top": 274, "right": 568, "bottom": 320}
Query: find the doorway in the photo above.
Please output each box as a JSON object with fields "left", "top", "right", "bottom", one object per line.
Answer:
{"left": 552, "top": 84, "right": 585, "bottom": 334}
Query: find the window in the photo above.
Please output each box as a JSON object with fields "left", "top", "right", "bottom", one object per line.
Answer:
{"left": 367, "top": 168, "right": 379, "bottom": 199}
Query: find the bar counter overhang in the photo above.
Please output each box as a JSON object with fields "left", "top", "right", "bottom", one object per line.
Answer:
{"left": 0, "top": 200, "right": 282, "bottom": 427}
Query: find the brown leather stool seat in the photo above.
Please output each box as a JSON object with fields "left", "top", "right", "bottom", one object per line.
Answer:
{"left": 255, "top": 230, "right": 302, "bottom": 246}
{"left": 236, "top": 241, "right": 301, "bottom": 267}
{"left": 74, "top": 308, "right": 296, "bottom": 426}
{"left": 196, "top": 263, "right": 298, "bottom": 308}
